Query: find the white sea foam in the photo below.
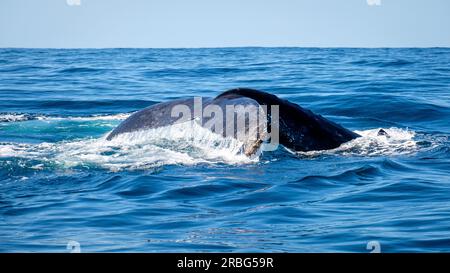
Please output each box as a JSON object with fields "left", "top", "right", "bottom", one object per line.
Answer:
{"left": 0, "top": 126, "right": 427, "bottom": 171}
{"left": 0, "top": 121, "right": 255, "bottom": 171}
{"left": 38, "top": 113, "right": 131, "bottom": 122}
{"left": 0, "top": 113, "right": 131, "bottom": 123}
{"left": 0, "top": 113, "right": 32, "bottom": 122}
{"left": 296, "top": 127, "right": 418, "bottom": 157}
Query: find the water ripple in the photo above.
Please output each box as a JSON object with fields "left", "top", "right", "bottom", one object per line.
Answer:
{"left": 0, "top": 48, "right": 449, "bottom": 252}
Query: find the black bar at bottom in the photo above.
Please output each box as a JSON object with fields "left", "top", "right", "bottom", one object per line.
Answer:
{"left": 0, "top": 253, "right": 446, "bottom": 272}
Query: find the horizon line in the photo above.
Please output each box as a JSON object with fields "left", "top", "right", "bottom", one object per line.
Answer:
{"left": 1, "top": 46, "right": 450, "bottom": 50}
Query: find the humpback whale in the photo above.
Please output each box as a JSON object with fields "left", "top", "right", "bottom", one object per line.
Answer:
{"left": 107, "top": 88, "right": 360, "bottom": 155}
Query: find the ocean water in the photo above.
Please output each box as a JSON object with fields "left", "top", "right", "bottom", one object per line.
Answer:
{"left": 0, "top": 48, "right": 449, "bottom": 252}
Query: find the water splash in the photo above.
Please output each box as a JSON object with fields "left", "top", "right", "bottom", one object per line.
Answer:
{"left": 0, "top": 112, "right": 131, "bottom": 123}
{"left": 0, "top": 121, "right": 255, "bottom": 171}
{"left": 296, "top": 127, "right": 419, "bottom": 157}
{"left": 0, "top": 113, "right": 34, "bottom": 122}
{"left": 0, "top": 112, "right": 435, "bottom": 171}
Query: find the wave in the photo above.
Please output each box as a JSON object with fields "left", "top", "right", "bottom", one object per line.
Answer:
{"left": 0, "top": 113, "right": 131, "bottom": 123}
{"left": 43, "top": 113, "right": 131, "bottom": 121}
{"left": 0, "top": 121, "right": 255, "bottom": 172}
{"left": 350, "top": 59, "right": 414, "bottom": 67}
{"left": 0, "top": 113, "right": 34, "bottom": 122}
{"left": 0, "top": 100, "right": 155, "bottom": 114}
{"left": 295, "top": 127, "right": 419, "bottom": 157}
{"left": 58, "top": 67, "right": 105, "bottom": 74}
{"left": 0, "top": 121, "right": 441, "bottom": 172}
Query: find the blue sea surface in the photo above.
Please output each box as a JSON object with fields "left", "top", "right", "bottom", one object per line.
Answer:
{"left": 0, "top": 48, "right": 449, "bottom": 252}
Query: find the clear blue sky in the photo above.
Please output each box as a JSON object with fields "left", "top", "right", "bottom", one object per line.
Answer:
{"left": 1, "top": 0, "right": 449, "bottom": 48}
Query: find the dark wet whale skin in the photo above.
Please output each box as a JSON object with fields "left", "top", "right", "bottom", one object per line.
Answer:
{"left": 107, "top": 88, "right": 360, "bottom": 152}
{"left": 217, "top": 88, "right": 360, "bottom": 151}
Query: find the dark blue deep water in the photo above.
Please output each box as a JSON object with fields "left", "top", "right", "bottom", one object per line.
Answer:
{"left": 0, "top": 48, "right": 449, "bottom": 252}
